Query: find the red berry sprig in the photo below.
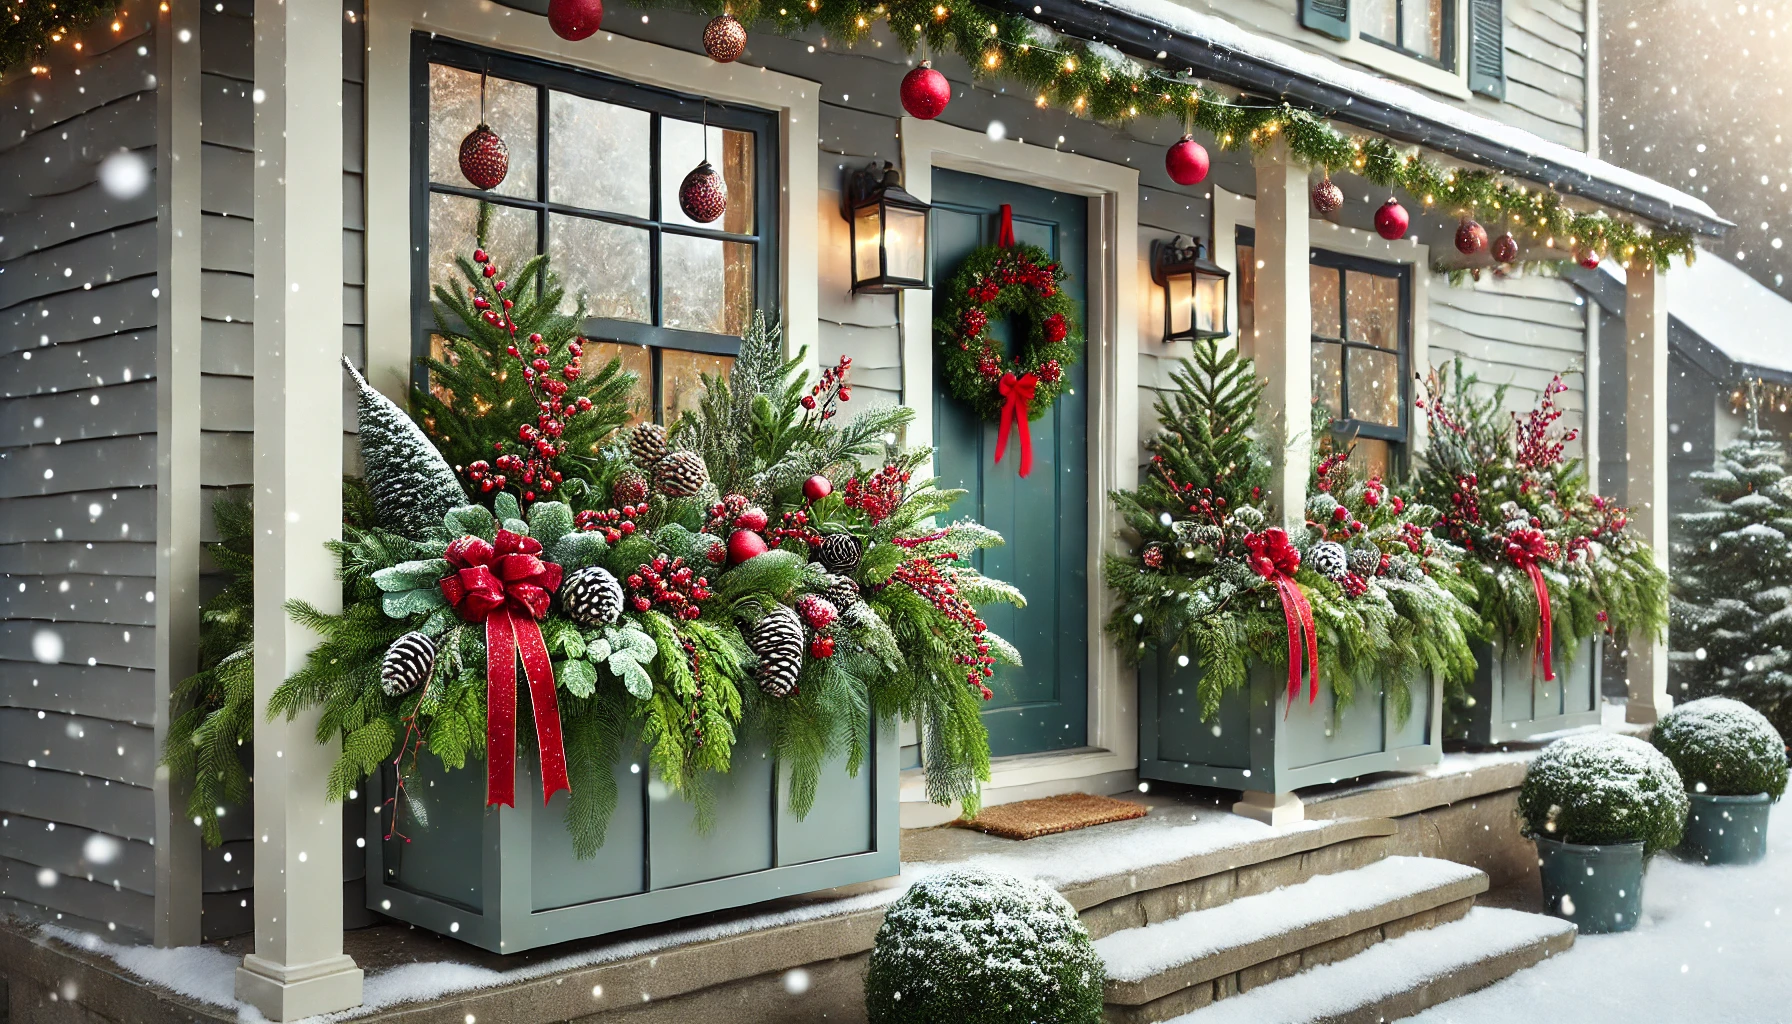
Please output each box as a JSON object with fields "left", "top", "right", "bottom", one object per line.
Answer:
{"left": 843, "top": 464, "right": 912, "bottom": 525}
{"left": 799, "top": 354, "right": 853, "bottom": 421}
{"left": 625, "top": 555, "right": 711, "bottom": 620}
{"left": 769, "top": 508, "right": 822, "bottom": 549}
{"left": 883, "top": 554, "right": 996, "bottom": 699}
{"left": 1514, "top": 376, "right": 1578, "bottom": 472}
{"left": 575, "top": 505, "right": 643, "bottom": 544}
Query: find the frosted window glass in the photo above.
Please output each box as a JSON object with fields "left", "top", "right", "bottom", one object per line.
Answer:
{"left": 662, "top": 235, "right": 753, "bottom": 335}
{"left": 549, "top": 214, "right": 651, "bottom": 322}
{"left": 660, "top": 118, "right": 755, "bottom": 232}
{"left": 428, "top": 64, "right": 537, "bottom": 200}
{"left": 548, "top": 92, "right": 651, "bottom": 216}
{"left": 427, "top": 193, "right": 537, "bottom": 300}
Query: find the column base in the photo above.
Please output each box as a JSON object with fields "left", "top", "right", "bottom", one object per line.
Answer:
{"left": 1233, "top": 790, "right": 1304, "bottom": 826}
{"left": 1625, "top": 695, "right": 1673, "bottom": 726}
{"left": 236, "top": 952, "right": 363, "bottom": 1021}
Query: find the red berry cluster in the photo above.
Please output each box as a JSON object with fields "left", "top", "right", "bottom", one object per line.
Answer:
{"left": 1341, "top": 573, "right": 1371, "bottom": 598}
{"left": 1515, "top": 377, "right": 1578, "bottom": 472}
{"left": 1038, "top": 358, "right": 1063, "bottom": 384}
{"left": 886, "top": 554, "right": 996, "bottom": 699}
{"left": 975, "top": 348, "right": 1003, "bottom": 378}
{"left": 575, "top": 505, "right": 642, "bottom": 544}
{"left": 843, "top": 464, "right": 912, "bottom": 525}
{"left": 625, "top": 556, "right": 711, "bottom": 620}
{"left": 1440, "top": 473, "right": 1483, "bottom": 544}
{"left": 1142, "top": 546, "right": 1165, "bottom": 568}
{"left": 800, "top": 355, "right": 853, "bottom": 422}
{"left": 705, "top": 494, "right": 768, "bottom": 534}
{"left": 960, "top": 307, "right": 989, "bottom": 342}
{"left": 769, "top": 508, "right": 822, "bottom": 549}
{"left": 679, "top": 637, "right": 707, "bottom": 746}
{"left": 1042, "top": 312, "right": 1068, "bottom": 344}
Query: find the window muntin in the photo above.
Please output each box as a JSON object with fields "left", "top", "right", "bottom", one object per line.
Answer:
{"left": 1360, "top": 0, "right": 1453, "bottom": 68}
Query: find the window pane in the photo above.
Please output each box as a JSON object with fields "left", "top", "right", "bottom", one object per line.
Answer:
{"left": 662, "top": 234, "right": 754, "bottom": 335}
{"left": 1404, "top": 0, "right": 1445, "bottom": 59}
{"left": 1345, "top": 270, "right": 1401, "bottom": 350}
{"left": 662, "top": 349, "right": 736, "bottom": 423}
{"left": 1347, "top": 347, "right": 1401, "bottom": 427}
{"left": 1236, "top": 244, "right": 1255, "bottom": 360}
{"left": 427, "top": 333, "right": 458, "bottom": 406}
{"left": 428, "top": 194, "right": 537, "bottom": 300}
{"left": 1313, "top": 340, "right": 1342, "bottom": 418}
{"left": 1359, "top": 0, "right": 1397, "bottom": 42}
{"left": 660, "top": 118, "right": 756, "bottom": 233}
{"left": 1346, "top": 436, "right": 1393, "bottom": 480}
{"left": 548, "top": 91, "right": 651, "bottom": 216}
{"left": 1310, "top": 265, "right": 1341, "bottom": 339}
{"left": 429, "top": 64, "right": 538, "bottom": 200}
{"left": 548, "top": 214, "right": 651, "bottom": 322}
{"left": 582, "top": 341, "right": 653, "bottom": 425}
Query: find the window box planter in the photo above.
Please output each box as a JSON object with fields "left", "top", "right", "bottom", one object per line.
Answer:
{"left": 1534, "top": 836, "right": 1644, "bottom": 934}
{"left": 1460, "top": 636, "right": 1601, "bottom": 746}
{"left": 366, "top": 716, "right": 899, "bottom": 953}
{"left": 1680, "top": 792, "right": 1772, "bottom": 865}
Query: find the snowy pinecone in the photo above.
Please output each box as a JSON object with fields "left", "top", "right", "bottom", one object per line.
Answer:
{"left": 1231, "top": 505, "right": 1265, "bottom": 530}
{"left": 1174, "top": 521, "right": 1222, "bottom": 547}
{"left": 1347, "top": 545, "right": 1381, "bottom": 576}
{"left": 1498, "top": 500, "right": 1523, "bottom": 522}
{"left": 1388, "top": 556, "right": 1424, "bottom": 582}
{"left": 380, "top": 632, "right": 437, "bottom": 697}
{"left": 815, "top": 533, "right": 864, "bottom": 575}
{"left": 653, "top": 450, "right": 710, "bottom": 497}
{"left": 611, "top": 470, "right": 650, "bottom": 507}
{"left": 822, "top": 573, "right": 861, "bottom": 610}
{"left": 629, "top": 422, "right": 670, "bottom": 468}
{"left": 1308, "top": 541, "right": 1350, "bottom": 581}
{"left": 749, "top": 604, "right": 805, "bottom": 698}
{"left": 560, "top": 566, "right": 624, "bottom": 626}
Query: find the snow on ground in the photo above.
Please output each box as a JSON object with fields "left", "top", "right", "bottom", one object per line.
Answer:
{"left": 1409, "top": 798, "right": 1792, "bottom": 1023}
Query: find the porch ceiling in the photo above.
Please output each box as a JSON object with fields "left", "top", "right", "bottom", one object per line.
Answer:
{"left": 1004, "top": 0, "right": 1732, "bottom": 239}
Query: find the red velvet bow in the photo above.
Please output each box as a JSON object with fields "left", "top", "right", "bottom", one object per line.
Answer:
{"left": 1504, "top": 527, "right": 1559, "bottom": 682}
{"left": 995, "top": 372, "right": 1039, "bottom": 478}
{"left": 441, "top": 530, "right": 570, "bottom": 807}
{"left": 1245, "top": 528, "right": 1321, "bottom": 711}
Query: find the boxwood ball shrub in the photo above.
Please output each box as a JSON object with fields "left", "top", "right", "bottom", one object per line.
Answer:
{"left": 1650, "top": 696, "right": 1789, "bottom": 799}
{"left": 1518, "top": 733, "right": 1690, "bottom": 857}
{"left": 865, "top": 869, "right": 1104, "bottom": 1024}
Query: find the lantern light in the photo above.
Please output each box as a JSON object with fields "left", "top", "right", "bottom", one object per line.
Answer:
{"left": 1151, "top": 236, "right": 1229, "bottom": 342}
{"left": 845, "top": 161, "right": 933, "bottom": 294}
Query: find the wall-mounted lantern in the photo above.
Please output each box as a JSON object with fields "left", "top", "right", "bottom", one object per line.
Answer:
{"left": 1151, "top": 235, "right": 1230, "bottom": 342}
{"left": 846, "top": 161, "right": 932, "bottom": 293}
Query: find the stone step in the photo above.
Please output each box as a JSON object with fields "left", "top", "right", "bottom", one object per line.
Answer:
{"left": 1098, "top": 856, "right": 1490, "bottom": 1024}
{"left": 1154, "top": 906, "right": 1576, "bottom": 1024}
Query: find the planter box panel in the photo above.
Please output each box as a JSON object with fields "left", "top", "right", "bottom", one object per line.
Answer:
{"left": 778, "top": 722, "right": 877, "bottom": 866}
{"left": 649, "top": 738, "right": 777, "bottom": 890}
{"left": 530, "top": 756, "right": 646, "bottom": 911}
{"left": 1154, "top": 667, "right": 1250, "bottom": 769}
{"left": 1464, "top": 637, "right": 1600, "bottom": 745}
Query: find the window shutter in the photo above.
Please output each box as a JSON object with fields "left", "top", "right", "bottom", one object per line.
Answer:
{"left": 1467, "top": 0, "right": 1506, "bottom": 98}
{"left": 1300, "top": 0, "right": 1351, "bottom": 41}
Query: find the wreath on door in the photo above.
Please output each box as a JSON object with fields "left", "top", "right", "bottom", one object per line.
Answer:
{"left": 936, "top": 205, "right": 1084, "bottom": 478}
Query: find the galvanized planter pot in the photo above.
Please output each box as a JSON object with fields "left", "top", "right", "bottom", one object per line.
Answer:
{"left": 1460, "top": 635, "right": 1601, "bottom": 746}
{"left": 1679, "top": 792, "right": 1773, "bottom": 865}
{"left": 1137, "top": 656, "right": 1442, "bottom": 793}
{"left": 366, "top": 714, "right": 899, "bottom": 953}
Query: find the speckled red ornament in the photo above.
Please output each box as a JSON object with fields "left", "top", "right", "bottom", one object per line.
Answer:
{"left": 802, "top": 475, "right": 834, "bottom": 502}
{"left": 1311, "top": 176, "right": 1343, "bottom": 215}
{"left": 1455, "top": 217, "right": 1488, "bottom": 256}
{"left": 1165, "top": 135, "right": 1210, "bottom": 186}
{"left": 547, "top": 0, "right": 604, "bottom": 40}
{"left": 1492, "top": 232, "right": 1519, "bottom": 264}
{"left": 900, "top": 62, "right": 951, "bottom": 120}
{"left": 1374, "top": 198, "right": 1409, "bottom": 240}
{"left": 1579, "top": 250, "right": 1601, "bottom": 269}
{"left": 678, "top": 160, "right": 727, "bottom": 223}
{"left": 459, "top": 124, "right": 509, "bottom": 191}
{"left": 703, "top": 13, "right": 747, "bottom": 63}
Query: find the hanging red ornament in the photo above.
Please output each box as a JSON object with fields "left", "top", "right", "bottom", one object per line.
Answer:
{"left": 1374, "top": 198, "right": 1409, "bottom": 240}
{"left": 459, "top": 124, "right": 509, "bottom": 191}
{"left": 1311, "top": 176, "right": 1343, "bottom": 215}
{"left": 1455, "top": 217, "right": 1488, "bottom": 256}
{"left": 900, "top": 62, "right": 951, "bottom": 120}
{"left": 679, "top": 161, "right": 727, "bottom": 223}
{"left": 1165, "top": 135, "right": 1210, "bottom": 186}
{"left": 547, "top": 0, "right": 604, "bottom": 40}
{"left": 703, "top": 13, "right": 747, "bottom": 63}
{"left": 1579, "top": 249, "right": 1602, "bottom": 269}
{"left": 1492, "top": 232, "right": 1520, "bottom": 264}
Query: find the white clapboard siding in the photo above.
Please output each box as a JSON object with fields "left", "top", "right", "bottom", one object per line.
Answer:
{"left": 816, "top": 108, "right": 904, "bottom": 410}
{"left": 1136, "top": 183, "right": 1214, "bottom": 461}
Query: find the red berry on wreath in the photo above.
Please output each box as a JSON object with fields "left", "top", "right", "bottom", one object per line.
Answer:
{"left": 960, "top": 307, "right": 988, "bottom": 339}
{"left": 727, "top": 529, "right": 769, "bottom": 565}
{"left": 547, "top": 0, "right": 604, "bottom": 39}
{"left": 1374, "top": 198, "right": 1409, "bottom": 240}
{"left": 1043, "top": 312, "right": 1068, "bottom": 344}
{"left": 459, "top": 124, "right": 509, "bottom": 190}
{"left": 1039, "top": 359, "right": 1063, "bottom": 384}
{"left": 803, "top": 475, "right": 834, "bottom": 502}
{"left": 900, "top": 62, "right": 951, "bottom": 119}
{"left": 1166, "top": 135, "right": 1210, "bottom": 186}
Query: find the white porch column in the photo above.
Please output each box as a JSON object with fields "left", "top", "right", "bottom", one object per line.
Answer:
{"left": 238, "top": 0, "right": 363, "bottom": 1018}
{"left": 1623, "top": 261, "right": 1672, "bottom": 724}
{"left": 1235, "top": 140, "right": 1312, "bottom": 826}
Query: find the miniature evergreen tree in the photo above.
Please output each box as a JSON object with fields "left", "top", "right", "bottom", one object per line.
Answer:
{"left": 345, "top": 358, "right": 467, "bottom": 538}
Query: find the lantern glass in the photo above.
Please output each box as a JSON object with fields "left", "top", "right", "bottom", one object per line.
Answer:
{"left": 853, "top": 203, "right": 883, "bottom": 285}
{"left": 1165, "top": 269, "right": 1194, "bottom": 338}
{"left": 1194, "top": 272, "right": 1227, "bottom": 337}
{"left": 882, "top": 204, "right": 929, "bottom": 284}
{"left": 846, "top": 162, "right": 932, "bottom": 293}
{"left": 1153, "top": 236, "right": 1230, "bottom": 342}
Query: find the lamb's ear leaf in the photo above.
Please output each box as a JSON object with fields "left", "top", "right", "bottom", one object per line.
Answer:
{"left": 612, "top": 654, "right": 653, "bottom": 700}
{"left": 373, "top": 559, "right": 450, "bottom": 592}
{"left": 558, "top": 659, "right": 597, "bottom": 699}
{"left": 527, "top": 501, "right": 575, "bottom": 548}
{"left": 494, "top": 492, "right": 522, "bottom": 522}
{"left": 445, "top": 504, "right": 496, "bottom": 540}
{"left": 382, "top": 588, "right": 447, "bottom": 618}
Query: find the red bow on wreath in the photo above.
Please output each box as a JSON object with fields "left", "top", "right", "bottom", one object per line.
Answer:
{"left": 440, "top": 530, "right": 571, "bottom": 808}
{"left": 1245, "top": 528, "right": 1321, "bottom": 711}
{"left": 1504, "top": 527, "right": 1559, "bottom": 682}
{"left": 995, "top": 371, "right": 1038, "bottom": 477}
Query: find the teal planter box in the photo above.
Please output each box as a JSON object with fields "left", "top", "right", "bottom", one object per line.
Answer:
{"left": 1535, "top": 836, "right": 1644, "bottom": 934}
{"left": 1679, "top": 792, "right": 1773, "bottom": 865}
{"left": 1461, "top": 636, "right": 1601, "bottom": 746}
{"left": 1138, "top": 656, "right": 1441, "bottom": 794}
{"left": 367, "top": 713, "right": 899, "bottom": 953}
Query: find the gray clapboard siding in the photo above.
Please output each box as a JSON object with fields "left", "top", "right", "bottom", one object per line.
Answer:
{"left": 1136, "top": 185, "right": 1213, "bottom": 459}
{"left": 0, "top": 277, "right": 157, "bottom": 356}
{"left": 0, "top": 620, "right": 154, "bottom": 671}
{"left": 200, "top": 73, "right": 254, "bottom": 151}
{"left": 201, "top": 144, "right": 253, "bottom": 217}
{"left": 0, "top": 709, "right": 157, "bottom": 788}
{"left": 1, "top": 574, "right": 157, "bottom": 629}
{"left": 0, "top": 664, "right": 155, "bottom": 724}
{"left": 0, "top": 764, "right": 153, "bottom": 841}
{"left": 0, "top": 223, "right": 157, "bottom": 309}
{"left": 0, "top": 333, "right": 155, "bottom": 398}
{"left": 0, "top": 490, "right": 156, "bottom": 545}
{"left": 199, "top": 8, "right": 254, "bottom": 81}
{"left": 0, "top": 855, "right": 154, "bottom": 938}
{"left": 0, "top": 542, "right": 155, "bottom": 577}
{"left": 204, "top": 841, "right": 253, "bottom": 893}
{"left": 199, "top": 375, "right": 254, "bottom": 433}
{"left": 0, "top": 24, "right": 155, "bottom": 145}
{"left": 200, "top": 270, "right": 252, "bottom": 324}
{"left": 202, "top": 319, "right": 253, "bottom": 376}
{"left": 0, "top": 814, "right": 154, "bottom": 896}
{"left": 0, "top": 97, "right": 157, "bottom": 199}
{"left": 0, "top": 182, "right": 157, "bottom": 258}
{"left": 200, "top": 213, "right": 253, "bottom": 274}
{"left": 0, "top": 381, "right": 157, "bottom": 447}
{"left": 0, "top": 435, "right": 157, "bottom": 497}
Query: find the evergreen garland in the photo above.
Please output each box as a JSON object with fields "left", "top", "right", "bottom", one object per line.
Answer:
{"left": 0, "top": 0, "right": 120, "bottom": 74}
{"left": 935, "top": 242, "right": 1082, "bottom": 421}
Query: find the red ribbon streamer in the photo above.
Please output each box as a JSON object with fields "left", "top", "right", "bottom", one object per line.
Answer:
{"left": 997, "top": 203, "right": 1016, "bottom": 247}
{"left": 1505, "top": 528, "right": 1558, "bottom": 682}
{"left": 995, "top": 371, "right": 1038, "bottom": 477}
{"left": 1245, "top": 528, "right": 1321, "bottom": 710}
{"left": 440, "top": 530, "right": 571, "bottom": 807}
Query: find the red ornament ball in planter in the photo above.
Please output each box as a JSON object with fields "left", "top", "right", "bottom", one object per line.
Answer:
{"left": 802, "top": 475, "right": 834, "bottom": 502}
{"left": 459, "top": 124, "right": 509, "bottom": 191}
{"left": 703, "top": 14, "right": 747, "bottom": 63}
{"left": 1374, "top": 198, "right": 1410, "bottom": 240}
{"left": 1455, "top": 217, "right": 1488, "bottom": 256}
{"left": 547, "top": 0, "right": 604, "bottom": 40}
{"left": 727, "top": 529, "right": 770, "bottom": 565}
{"left": 1165, "top": 135, "right": 1210, "bottom": 186}
{"left": 679, "top": 161, "right": 728, "bottom": 223}
{"left": 1492, "top": 232, "right": 1520, "bottom": 264}
{"left": 1311, "top": 177, "right": 1344, "bottom": 215}
{"left": 900, "top": 63, "right": 951, "bottom": 120}
{"left": 734, "top": 506, "right": 770, "bottom": 532}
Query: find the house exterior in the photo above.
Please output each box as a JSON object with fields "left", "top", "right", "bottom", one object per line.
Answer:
{"left": 0, "top": 0, "right": 1719, "bottom": 1018}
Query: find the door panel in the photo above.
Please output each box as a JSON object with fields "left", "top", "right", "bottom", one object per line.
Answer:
{"left": 930, "top": 168, "right": 1089, "bottom": 757}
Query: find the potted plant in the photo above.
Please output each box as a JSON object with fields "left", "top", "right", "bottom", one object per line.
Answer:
{"left": 1650, "top": 696, "right": 1788, "bottom": 864}
{"left": 1413, "top": 361, "right": 1667, "bottom": 744}
{"left": 1518, "top": 733, "right": 1688, "bottom": 933}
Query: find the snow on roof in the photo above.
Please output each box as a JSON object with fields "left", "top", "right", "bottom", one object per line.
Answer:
{"left": 1085, "top": 0, "right": 1720, "bottom": 227}
{"left": 1601, "top": 254, "right": 1792, "bottom": 376}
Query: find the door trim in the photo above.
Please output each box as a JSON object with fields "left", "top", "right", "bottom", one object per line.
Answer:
{"left": 896, "top": 117, "right": 1140, "bottom": 824}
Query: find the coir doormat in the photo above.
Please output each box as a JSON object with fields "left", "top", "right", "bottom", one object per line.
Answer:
{"left": 955, "top": 792, "right": 1148, "bottom": 841}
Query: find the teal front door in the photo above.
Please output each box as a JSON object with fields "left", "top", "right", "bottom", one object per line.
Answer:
{"left": 931, "top": 168, "right": 1089, "bottom": 757}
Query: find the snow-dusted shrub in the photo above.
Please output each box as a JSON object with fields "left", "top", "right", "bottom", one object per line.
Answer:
{"left": 864, "top": 869, "right": 1104, "bottom": 1024}
{"left": 1518, "top": 733, "right": 1689, "bottom": 857}
{"left": 1651, "top": 696, "right": 1789, "bottom": 799}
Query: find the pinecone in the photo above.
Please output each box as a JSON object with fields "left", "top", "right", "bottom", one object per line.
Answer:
{"left": 653, "top": 450, "right": 710, "bottom": 497}
{"left": 1389, "top": 556, "right": 1425, "bottom": 582}
{"left": 1309, "top": 541, "right": 1350, "bottom": 581}
{"left": 380, "top": 632, "right": 437, "bottom": 697}
{"left": 629, "top": 422, "right": 670, "bottom": 467}
{"left": 611, "top": 470, "right": 650, "bottom": 507}
{"left": 795, "top": 594, "right": 839, "bottom": 630}
{"left": 1231, "top": 505, "right": 1265, "bottom": 529}
{"left": 749, "top": 604, "right": 805, "bottom": 698}
{"left": 815, "top": 533, "right": 863, "bottom": 574}
{"left": 560, "top": 566, "right": 624, "bottom": 626}
{"left": 822, "top": 573, "right": 861, "bottom": 610}
{"left": 1347, "top": 545, "right": 1381, "bottom": 576}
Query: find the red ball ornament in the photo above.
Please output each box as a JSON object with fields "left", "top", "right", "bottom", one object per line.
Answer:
{"left": 1492, "top": 232, "right": 1520, "bottom": 264}
{"left": 1374, "top": 198, "right": 1410, "bottom": 240}
{"left": 900, "top": 62, "right": 951, "bottom": 120}
{"left": 802, "top": 475, "right": 834, "bottom": 502}
{"left": 1165, "top": 135, "right": 1210, "bottom": 186}
{"left": 703, "top": 13, "right": 747, "bottom": 63}
{"left": 1579, "top": 249, "right": 1601, "bottom": 269}
{"left": 459, "top": 124, "right": 509, "bottom": 191}
{"left": 727, "top": 529, "right": 770, "bottom": 565}
{"left": 547, "top": 0, "right": 604, "bottom": 40}
{"left": 678, "top": 161, "right": 727, "bottom": 223}
{"left": 1311, "top": 176, "right": 1343, "bottom": 215}
{"left": 1455, "top": 217, "right": 1488, "bottom": 256}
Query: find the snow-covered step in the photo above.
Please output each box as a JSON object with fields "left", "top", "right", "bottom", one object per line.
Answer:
{"left": 1161, "top": 906, "right": 1576, "bottom": 1024}
{"left": 1099, "top": 856, "right": 1489, "bottom": 1024}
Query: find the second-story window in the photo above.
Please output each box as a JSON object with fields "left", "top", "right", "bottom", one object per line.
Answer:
{"left": 1360, "top": 0, "right": 1453, "bottom": 68}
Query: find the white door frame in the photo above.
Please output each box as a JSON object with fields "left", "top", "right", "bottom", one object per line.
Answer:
{"left": 896, "top": 118, "right": 1140, "bottom": 825}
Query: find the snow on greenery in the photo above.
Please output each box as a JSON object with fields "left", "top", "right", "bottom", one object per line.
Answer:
{"left": 865, "top": 869, "right": 1104, "bottom": 1024}
{"left": 1518, "top": 733, "right": 1689, "bottom": 858}
{"left": 1650, "top": 696, "right": 1789, "bottom": 800}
